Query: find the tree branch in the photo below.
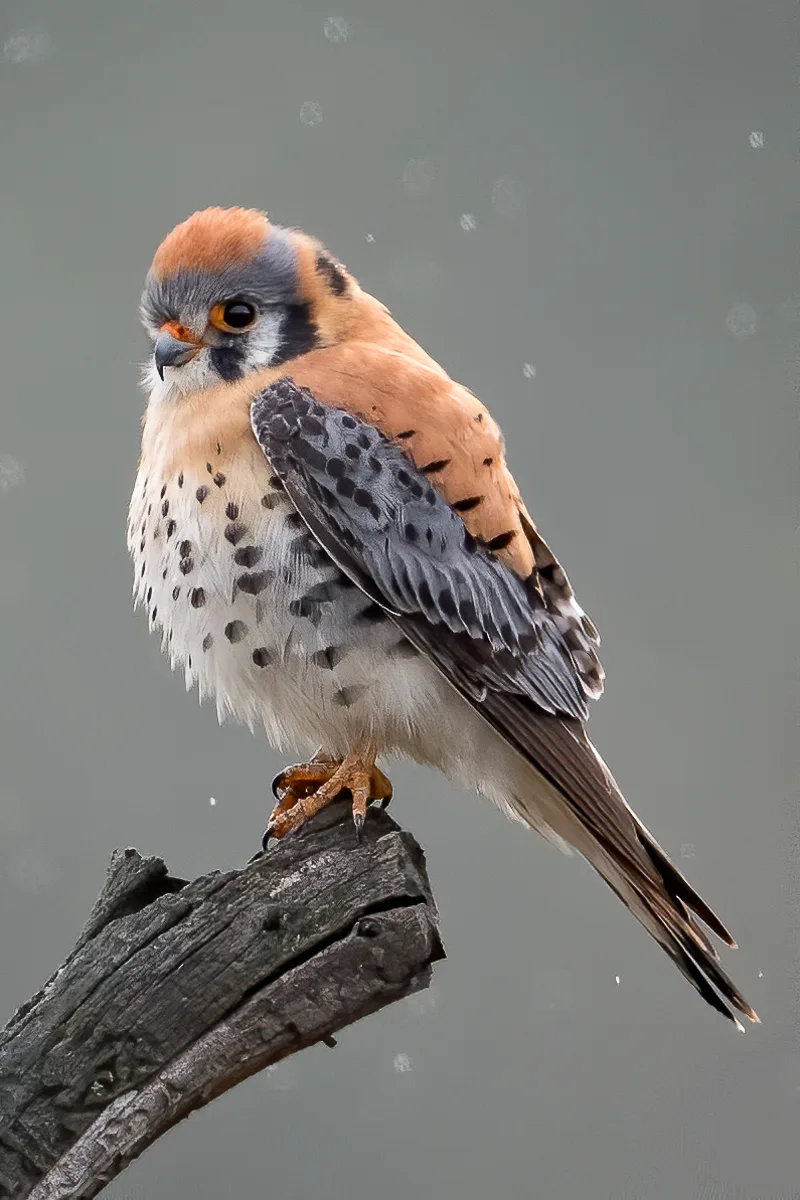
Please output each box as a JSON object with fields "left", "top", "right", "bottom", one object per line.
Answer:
{"left": 0, "top": 799, "right": 443, "bottom": 1199}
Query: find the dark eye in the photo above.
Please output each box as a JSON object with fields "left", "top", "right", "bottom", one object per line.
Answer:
{"left": 210, "top": 300, "right": 258, "bottom": 333}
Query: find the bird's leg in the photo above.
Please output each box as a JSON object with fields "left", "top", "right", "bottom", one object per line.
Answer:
{"left": 264, "top": 746, "right": 393, "bottom": 846}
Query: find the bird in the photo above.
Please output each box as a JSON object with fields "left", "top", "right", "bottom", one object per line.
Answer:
{"left": 128, "top": 205, "right": 757, "bottom": 1030}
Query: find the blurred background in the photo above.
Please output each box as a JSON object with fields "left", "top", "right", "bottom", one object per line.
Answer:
{"left": 0, "top": 0, "right": 797, "bottom": 1196}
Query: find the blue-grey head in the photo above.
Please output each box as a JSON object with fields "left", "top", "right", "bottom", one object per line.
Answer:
{"left": 140, "top": 207, "right": 356, "bottom": 397}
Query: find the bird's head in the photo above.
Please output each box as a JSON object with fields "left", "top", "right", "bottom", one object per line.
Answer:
{"left": 140, "top": 206, "right": 358, "bottom": 399}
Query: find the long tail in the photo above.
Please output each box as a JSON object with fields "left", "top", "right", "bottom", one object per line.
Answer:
{"left": 486, "top": 693, "right": 759, "bottom": 1029}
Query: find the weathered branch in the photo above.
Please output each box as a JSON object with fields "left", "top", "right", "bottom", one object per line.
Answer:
{"left": 0, "top": 799, "right": 443, "bottom": 1199}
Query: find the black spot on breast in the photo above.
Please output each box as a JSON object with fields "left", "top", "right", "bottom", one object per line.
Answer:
{"left": 225, "top": 502, "right": 239, "bottom": 520}
{"left": 160, "top": 484, "right": 167, "bottom": 499}
{"left": 345, "top": 443, "right": 361, "bottom": 460}
{"left": 421, "top": 458, "right": 451, "bottom": 474}
{"left": 285, "top": 511, "right": 305, "bottom": 529}
{"left": 189, "top": 587, "right": 206, "bottom": 608}
{"left": 336, "top": 476, "right": 355, "bottom": 499}
{"left": 166, "top": 519, "right": 177, "bottom": 538}
{"left": 353, "top": 488, "right": 374, "bottom": 508}
{"left": 268, "top": 474, "right": 284, "bottom": 490}
{"left": 391, "top": 639, "right": 419, "bottom": 659}
{"left": 252, "top": 647, "right": 271, "bottom": 668}
{"left": 312, "top": 646, "right": 345, "bottom": 670}
{"left": 396, "top": 469, "right": 411, "bottom": 487}
{"left": 202, "top": 633, "right": 213, "bottom": 651}
{"left": 334, "top": 685, "right": 365, "bottom": 707}
{"left": 178, "top": 472, "right": 184, "bottom": 488}
{"left": 234, "top": 545, "right": 262, "bottom": 568}
{"left": 196, "top": 486, "right": 208, "bottom": 503}
{"left": 224, "top": 620, "right": 248, "bottom": 643}
{"left": 179, "top": 540, "right": 192, "bottom": 558}
{"left": 424, "top": 488, "right": 437, "bottom": 506}
{"left": 486, "top": 530, "right": 517, "bottom": 551}
{"left": 289, "top": 596, "right": 323, "bottom": 624}
{"left": 172, "top": 585, "right": 180, "bottom": 601}
{"left": 404, "top": 523, "right": 418, "bottom": 541}
{"left": 341, "top": 415, "right": 357, "bottom": 429}
{"left": 261, "top": 493, "right": 278, "bottom": 509}
{"left": 213, "top": 472, "right": 226, "bottom": 488}
{"left": 161, "top": 499, "right": 169, "bottom": 517}
{"left": 368, "top": 456, "right": 382, "bottom": 473}
{"left": 237, "top": 571, "right": 270, "bottom": 595}
{"left": 453, "top": 496, "right": 483, "bottom": 513}
{"left": 225, "top": 522, "right": 246, "bottom": 545}
{"left": 179, "top": 556, "right": 194, "bottom": 575}
{"left": 357, "top": 602, "right": 384, "bottom": 623}
{"left": 326, "top": 458, "right": 346, "bottom": 479}
{"left": 146, "top": 586, "right": 152, "bottom": 604}
{"left": 483, "top": 456, "right": 494, "bottom": 467}
{"left": 409, "top": 482, "right": 424, "bottom": 499}
{"left": 207, "top": 463, "right": 213, "bottom": 474}
{"left": 315, "top": 252, "right": 349, "bottom": 296}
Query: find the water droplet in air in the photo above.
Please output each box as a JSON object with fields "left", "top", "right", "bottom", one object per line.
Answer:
{"left": 323, "top": 16, "right": 349, "bottom": 43}
{"left": 459, "top": 213, "right": 477, "bottom": 232}
{"left": 749, "top": 131, "right": 764, "bottom": 148}
{"left": 522, "top": 362, "right": 536, "bottom": 379}
{"left": 615, "top": 975, "right": 621, "bottom": 986}
{"left": 3, "top": 29, "right": 54, "bottom": 63}
{"left": 0, "top": 454, "right": 25, "bottom": 492}
{"left": 491, "top": 176, "right": 525, "bottom": 218}
{"left": 758, "top": 970, "right": 763, "bottom": 979}
{"left": 300, "top": 102, "right": 323, "bottom": 127}
{"left": 725, "top": 304, "right": 758, "bottom": 337}
{"left": 365, "top": 234, "right": 375, "bottom": 243}
{"left": 209, "top": 797, "right": 216, "bottom": 806}
{"left": 402, "top": 158, "right": 435, "bottom": 196}
{"left": 393, "top": 1052, "right": 412, "bottom": 1073}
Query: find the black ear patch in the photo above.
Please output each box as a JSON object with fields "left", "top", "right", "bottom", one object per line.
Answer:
{"left": 315, "top": 252, "right": 349, "bottom": 297}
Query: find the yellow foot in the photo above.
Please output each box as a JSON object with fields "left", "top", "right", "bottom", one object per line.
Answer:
{"left": 264, "top": 750, "right": 393, "bottom": 847}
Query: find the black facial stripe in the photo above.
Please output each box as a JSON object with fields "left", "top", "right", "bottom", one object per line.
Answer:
{"left": 272, "top": 303, "right": 318, "bottom": 366}
{"left": 210, "top": 345, "right": 246, "bottom": 381}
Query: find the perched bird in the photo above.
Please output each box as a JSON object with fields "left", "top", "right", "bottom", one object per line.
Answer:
{"left": 129, "top": 206, "right": 757, "bottom": 1029}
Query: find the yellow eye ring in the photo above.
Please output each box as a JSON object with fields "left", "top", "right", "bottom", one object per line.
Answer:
{"left": 209, "top": 300, "right": 258, "bottom": 333}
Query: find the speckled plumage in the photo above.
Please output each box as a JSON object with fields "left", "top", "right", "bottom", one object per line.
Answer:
{"left": 128, "top": 207, "right": 757, "bottom": 1029}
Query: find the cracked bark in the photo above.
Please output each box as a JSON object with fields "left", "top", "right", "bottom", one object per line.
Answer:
{"left": 0, "top": 799, "right": 443, "bottom": 1200}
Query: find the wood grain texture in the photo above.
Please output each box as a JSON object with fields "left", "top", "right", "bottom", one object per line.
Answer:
{"left": 0, "top": 800, "right": 443, "bottom": 1200}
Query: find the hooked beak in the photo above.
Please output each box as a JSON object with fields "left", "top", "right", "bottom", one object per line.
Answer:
{"left": 154, "top": 325, "right": 201, "bottom": 380}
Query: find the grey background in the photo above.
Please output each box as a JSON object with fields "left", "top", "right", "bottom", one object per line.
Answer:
{"left": 0, "top": 0, "right": 797, "bottom": 1196}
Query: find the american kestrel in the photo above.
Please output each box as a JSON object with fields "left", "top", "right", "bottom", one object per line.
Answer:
{"left": 128, "top": 206, "right": 757, "bottom": 1029}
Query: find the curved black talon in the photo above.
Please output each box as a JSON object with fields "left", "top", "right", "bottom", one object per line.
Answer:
{"left": 261, "top": 826, "right": 275, "bottom": 852}
{"left": 353, "top": 812, "right": 365, "bottom": 843}
{"left": 271, "top": 772, "right": 287, "bottom": 800}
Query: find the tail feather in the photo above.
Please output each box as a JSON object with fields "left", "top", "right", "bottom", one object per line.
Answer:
{"left": 482, "top": 692, "right": 758, "bottom": 1028}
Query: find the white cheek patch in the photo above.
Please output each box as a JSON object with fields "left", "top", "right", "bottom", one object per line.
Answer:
{"left": 241, "top": 309, "right": 285, "bottom": 370}
{"left": 141, "top": 347, "right": 226, "bottom": 406}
